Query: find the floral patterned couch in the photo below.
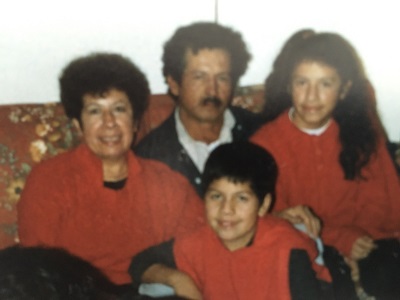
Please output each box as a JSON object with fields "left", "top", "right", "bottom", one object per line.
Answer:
{"left": 0, "top": 86, "right": 267, "bottom": 250}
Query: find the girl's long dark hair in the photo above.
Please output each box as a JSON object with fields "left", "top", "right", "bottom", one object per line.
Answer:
{"left": 262, "top": 30, "right": 382, "bottom": 180}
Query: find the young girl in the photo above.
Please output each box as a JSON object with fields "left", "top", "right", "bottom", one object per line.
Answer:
{"left": 251, "top": 30, "right": 400, "bottom": 299}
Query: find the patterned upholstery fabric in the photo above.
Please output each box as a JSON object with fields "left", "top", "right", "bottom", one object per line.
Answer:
{"left": 0, "top": 104, "right": 80, "bottom": 247}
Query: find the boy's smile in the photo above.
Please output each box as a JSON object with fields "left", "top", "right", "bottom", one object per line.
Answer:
{"left": 205, "top": 178, "right": 270, "bottom": 251}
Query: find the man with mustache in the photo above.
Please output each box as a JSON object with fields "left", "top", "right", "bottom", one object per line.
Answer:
{"left": 135, "top": 22, "right": 263, "bottom": 195}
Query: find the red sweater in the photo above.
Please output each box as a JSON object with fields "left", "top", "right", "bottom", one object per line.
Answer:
{"left": 174, "top": 217, "right": 331, "bottom": 300}
{"left": 251, "top": 112, "right": 400, "bottom": 256}
{"left": 18, "top": 144, "right": 204, "bottom": 284}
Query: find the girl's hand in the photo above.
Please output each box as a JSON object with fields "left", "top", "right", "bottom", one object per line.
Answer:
{"left": 350, "top": 235, "right": 376, "bottom": 261}
{"left": 344, "top": 257, "right": 360, "bottom": 282}
{"left": 142, "top": 264, "right": 203, "bottom": 300}
{"left": 274, "top": 205, "right": 321, "bottom": 238}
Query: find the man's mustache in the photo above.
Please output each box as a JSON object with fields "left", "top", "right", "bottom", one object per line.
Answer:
{"left": 201, "top": 97, "right": 223, "bottom": 107}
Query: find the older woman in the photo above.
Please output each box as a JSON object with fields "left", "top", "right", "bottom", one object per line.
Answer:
{"left": 17, "top": 53, "right": 204, "bottom": 286}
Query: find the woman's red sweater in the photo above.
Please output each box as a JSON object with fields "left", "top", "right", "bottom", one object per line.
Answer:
{"left": 18, "top": 144, "right": 204, "bottom": 284}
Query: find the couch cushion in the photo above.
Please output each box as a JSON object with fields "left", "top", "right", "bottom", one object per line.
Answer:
{"left": 0, "top": 103, "right": 80, "bottom": 247}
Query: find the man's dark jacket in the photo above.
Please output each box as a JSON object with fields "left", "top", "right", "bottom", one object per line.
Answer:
{"left": 134, "top": 106, "right": 264, "bottom": 195}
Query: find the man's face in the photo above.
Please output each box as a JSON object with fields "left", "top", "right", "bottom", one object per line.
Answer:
{"left": 168, "top": 48, "right": 232, "bottom": 125}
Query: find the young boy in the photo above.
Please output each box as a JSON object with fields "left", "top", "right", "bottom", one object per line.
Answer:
{"left": 130, "top": 142, "right": 331, "bottom": 299}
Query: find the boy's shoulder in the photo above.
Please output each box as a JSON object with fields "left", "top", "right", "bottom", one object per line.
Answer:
{"left": 256, "top": 216, "right": 315, "bottom": 251}
{"left": 175, "top": 225, "right": 212, "bottom": 245}
{"left": 174, "top": 225, "right": 218, "bottom": 257}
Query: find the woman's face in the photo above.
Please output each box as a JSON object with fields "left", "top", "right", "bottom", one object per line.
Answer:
{"left": 76, "top": 88, "right": 135, "bottom": 162}
{"left": 290, "top": 60, "right": 345, "bottom": 129}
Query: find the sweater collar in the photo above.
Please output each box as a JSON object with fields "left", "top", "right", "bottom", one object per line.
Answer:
{"left": 288, "top": 107, "right": 332, "bottom": 136}
{"left": 283, "top": 109, "right": 338, "bottom": 138}
{"left": 73, "top": 143, "right": 142, "bottom": 186}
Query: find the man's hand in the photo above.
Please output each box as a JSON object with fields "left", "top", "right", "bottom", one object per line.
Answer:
{"left": 142, "top": 264, "right": 202, "bottom": 300}
{"left": 350, "top": 235, "right": 376, "bottom": 261}
{"left": 274, "top": 205, "right": 321, "bottom": 238}
{"left": 169, "top": 270, "right": 203, "bottom": 300}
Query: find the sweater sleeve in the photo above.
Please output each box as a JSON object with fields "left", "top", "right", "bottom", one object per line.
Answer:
{"left": 173, "top": 235, "right": 203, "bottom": 292}
{"left": 353, "top": 140, "right": 400, "bottom": 234}
{"left": 154, "top": 167, "right": 205, "bottom": 239}
{"left": 17, "top": 163, "right": 65, "bottom": 247}
{"left": 321, "top": 225, "right": 367, "bottom": 259}
{"left": 129, "top": 240, "right": 176, "bottom": 285}
{"left": 289, "top": 249, "right": 322, "bottom": 300}
{"left": 324, "top": 140, "right": 400, "bottom": 257}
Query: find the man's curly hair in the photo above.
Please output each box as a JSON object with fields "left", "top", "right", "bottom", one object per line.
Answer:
{"left": 162, "top": 22, "right": 251, "bottom": 95}
{"left": 59, "top": 52, "right": 150, "bottom": 125}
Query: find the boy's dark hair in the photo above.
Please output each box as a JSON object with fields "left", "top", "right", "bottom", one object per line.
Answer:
{"left": 162, "top": 22, "right": 251, "bottom": 97}
{"left": 0, "top": 246, "right": 119, "bottom": 300}
{"left": 202, "top": 142, "right": 278, "bottom": 206}
{"left": 59, "top": 52, "right": 150, "bottom": 125}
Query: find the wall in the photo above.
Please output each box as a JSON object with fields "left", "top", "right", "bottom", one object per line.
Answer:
{"left": 0, "top": 0, "right": 215, "bottom": 101}
{"left": 1, "top": 0, "right": 399, "bottom": 141}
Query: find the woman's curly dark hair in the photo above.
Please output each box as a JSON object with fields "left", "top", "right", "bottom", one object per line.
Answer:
{"left": 262, "top": 30, "right": 380, "bottom": 180}
{"left": 59, "top": 52, "right": 150, "bottom": 125}
{"left": 162, "top": 22, "right": 251, "bottom": 97}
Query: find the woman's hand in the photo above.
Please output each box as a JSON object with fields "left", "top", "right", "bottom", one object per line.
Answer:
{"left": 350, "top": 235, "right": 376, "bottom": 261}
{"left": 344, "top": 257, "right": 360, "bottom": 282}
{"left": 274, "top": 205, "right": 321, "bottom": 238}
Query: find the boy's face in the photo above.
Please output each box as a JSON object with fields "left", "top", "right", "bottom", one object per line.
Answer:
{"left": 204, "top": 178, "right": 270, "bottom": 251}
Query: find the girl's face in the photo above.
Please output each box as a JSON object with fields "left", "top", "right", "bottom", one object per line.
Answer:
{"left": 290, "top": 60, "right": 348, "bottom": 129}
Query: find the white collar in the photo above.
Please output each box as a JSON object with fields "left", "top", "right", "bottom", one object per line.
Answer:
{"left": 175, "top": 107, "right": 235, "bottom": 172}
{"left": 288, "top": 107, "right": 331, "bottom": 136}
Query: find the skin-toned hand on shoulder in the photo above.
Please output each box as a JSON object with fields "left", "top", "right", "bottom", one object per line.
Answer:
{"left": 344, "top": 257, "right": 360, "bottom": 282}
{"left": 274, "top": 205, "right": 321, "bottom": 238}
{"left": 345, "top": 236, "right": 377, "bottom": 283}
{"left": 350, "top": 235, "right": 376, "bottom": 261}
{"left": 142, "top": 264, "right": 203, "bottom": 300}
